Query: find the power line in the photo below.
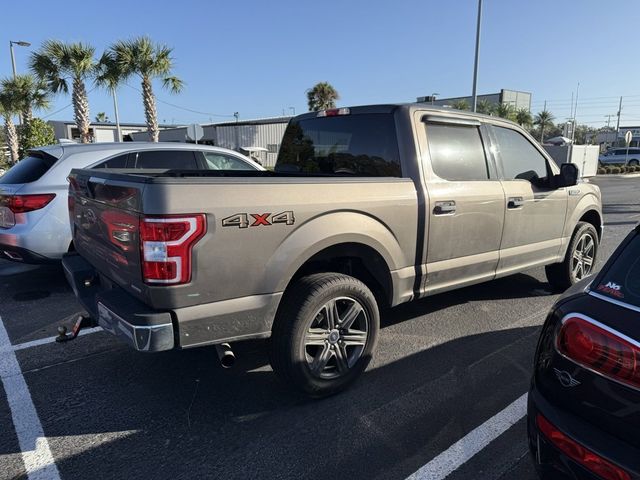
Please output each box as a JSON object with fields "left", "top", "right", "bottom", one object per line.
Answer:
{"left": 124, "top": 83, "right": 235, "bottom": 118}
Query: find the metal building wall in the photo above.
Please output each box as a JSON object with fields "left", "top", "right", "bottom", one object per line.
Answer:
{"left": 216, "top": 122, "right": 288, "bottom": 167}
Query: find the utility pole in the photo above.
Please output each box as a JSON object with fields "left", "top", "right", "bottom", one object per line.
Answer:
{"left": 471, "top": 0, "right": 482, "bottom": 112}
{"left": 615, "top": 96, "right": 623, "bottom": 146}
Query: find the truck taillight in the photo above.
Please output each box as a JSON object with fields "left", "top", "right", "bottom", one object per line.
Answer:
{"left": 140, "top": 215, "right": 206, "bottom": 285}
{"left": 556, "top": 314, "right": 640, "bottom": 390}
{"left": 0, "top": 194, "right": 56, "bottom": 213}
{"left": 317, "top": 108, "right": 350, "bottom": 117}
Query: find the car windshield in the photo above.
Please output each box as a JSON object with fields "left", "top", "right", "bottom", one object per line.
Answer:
{"left": 593, "top": 233, "right": 640, "bottom": 308}
{"left": 0, "top": 152, "right": 58, "bottom": 184}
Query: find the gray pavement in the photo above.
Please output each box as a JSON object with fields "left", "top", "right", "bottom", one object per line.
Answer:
{"left": 0, "top": 175, "right": 637, "bottom": 480}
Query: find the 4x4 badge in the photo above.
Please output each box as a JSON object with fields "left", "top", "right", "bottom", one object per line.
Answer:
{"left": 554, "top": 368, "right": 581, "bottom": 388}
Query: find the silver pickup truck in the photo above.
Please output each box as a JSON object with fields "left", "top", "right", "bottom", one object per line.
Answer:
{"left": 63, "top": 104, "right": 603, "bottom": 396}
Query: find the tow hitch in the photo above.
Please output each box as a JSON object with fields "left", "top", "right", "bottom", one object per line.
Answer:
{"left": 56, "top": 314, "right": 97, "bottom": 343}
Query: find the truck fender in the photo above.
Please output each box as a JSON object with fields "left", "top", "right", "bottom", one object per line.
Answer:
{"left": 264, "top": 211, "right": 409, "bottom": 295}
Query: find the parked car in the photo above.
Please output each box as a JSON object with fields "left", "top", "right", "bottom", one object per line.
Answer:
{"left": 598, "top": 147, "right": 640, "bottom": 166}
{"left": 63, "top": 104, "right": 603, "bottom": 396}
{"left": 528, "top": 224, "right": 640, "bottom": 480}
{"left": 0, "top": 142, "right": 262, "bottom": 263}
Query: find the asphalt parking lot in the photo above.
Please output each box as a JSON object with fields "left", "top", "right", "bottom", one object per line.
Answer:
{"left": 0, "top": 175, "right": 638, "bottom": 480}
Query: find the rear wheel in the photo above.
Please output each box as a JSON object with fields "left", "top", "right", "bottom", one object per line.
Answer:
{"left": 269, "top": 273, "right": 379, "bottom": 397}
{"left": 545, "top": 222, "right": 598, "bottom": 291}
{"left": 628, "top": 159, "right": 639, "bottom": 166}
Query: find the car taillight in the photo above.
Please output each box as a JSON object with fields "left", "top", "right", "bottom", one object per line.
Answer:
{"left": 536, "top": 414, "right": 630, "bottom": 480}
{"left": 556, "top": 314, "right": 640, "bottom": 390}
{"left": 140, "top": 215, "right": 206, "bottom": 285}
{"left": 0, "top": 194, "right": 56, "bottom": 213}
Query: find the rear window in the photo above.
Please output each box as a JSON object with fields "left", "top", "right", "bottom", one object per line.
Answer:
{"left": 594, "top": 233, "right": 640, "bottom": 308}
{"left": 0, "top": 153, "right": 58, "bottom": 184}
{"left": 275, "top": 113, "right": 401, "bottom": 176}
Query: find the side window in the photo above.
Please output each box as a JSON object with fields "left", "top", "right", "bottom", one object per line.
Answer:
{"left": 134, "top": 150, "right": 198, "bottom": 169}
{"left": 203, "top": 152, "right": 254, "bottom": 170}
{"left": 93, "top": 154, "right": 128, "bottom": 169}
{"left": 425, "top": 124, "right": 489, "bottom": 181}
{"left": 493, "top": 126, "right": 548, "bottom": 182}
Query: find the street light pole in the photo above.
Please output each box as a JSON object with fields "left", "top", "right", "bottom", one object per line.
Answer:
{"left": 471, "top": 0, "right": 482, "bottom": 112}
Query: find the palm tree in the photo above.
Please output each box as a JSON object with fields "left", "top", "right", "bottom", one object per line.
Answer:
{"left": 0, "top": 75, "right": 50, "bottom": 129}
{"left": 515, "top": 108, "right": 533, "bottom": 128}
{"left": 306, "top": 82, "right": 339, "bottom": 111}
{"left": 534, "top": 109, "right": 555, "bottom": 143}
{"left": 102, "top": 37, "right": 182, "bottom": 142}
{"left": 495, "top": 103, "right": 515, "bottom": 120}
{"left": 30, "top": 41, "right": 96, "bottom": 143}
{"left": 450, "top": 99, "right": 470, "bottom": 111}
{"left": 95, "top": 112, "right": 109, "bottom": 122}
{"left": 0, "top": 88, "right": 20, "bottom": 164}
{"left": 476, "top": 99, "right": 494, "bottom": 115}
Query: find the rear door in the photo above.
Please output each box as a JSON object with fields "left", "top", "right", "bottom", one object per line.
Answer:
{"left": 416, "top": 114, "right": 505, "bottom": 295}
{"left": 490, "top": 125, "right": 568, "bottom": 275}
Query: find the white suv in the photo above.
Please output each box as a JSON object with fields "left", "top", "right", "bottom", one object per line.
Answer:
{"left": 599, "top": 148, "right": 640, "bottom": 166}
{"left": 0, "top": 142, "right": 262, "bottom": 264}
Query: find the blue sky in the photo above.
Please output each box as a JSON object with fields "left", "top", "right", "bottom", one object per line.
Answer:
{"left": 3, "top": 0, "right": 640, "bottom": 127}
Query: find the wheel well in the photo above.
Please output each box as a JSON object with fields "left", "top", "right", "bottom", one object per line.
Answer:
{"left": 287, "top": 243, "right": 393, "bottom": 308}
{"left": 580, "top": 210, "right": 602, "bottom": 240}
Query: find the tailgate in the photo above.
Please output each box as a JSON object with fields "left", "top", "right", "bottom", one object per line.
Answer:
{"left": 69, "top": 169, "right": 145, "bottom": 295}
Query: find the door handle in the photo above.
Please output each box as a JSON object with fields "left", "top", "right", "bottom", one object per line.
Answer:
{"left": 433, "top": 200, "right": 456, "bottom": 215}
{"left": 507, "top": 196, "right": 524, "bottom": 209}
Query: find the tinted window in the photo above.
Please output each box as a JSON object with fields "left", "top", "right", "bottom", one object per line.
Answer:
{"left": 93, "top": 154, "right": 128, "bottom": 169}
{"left": 493, "top": 126, "right": 548, "bottom": 183}
{"left": 426, "top": 124, "right": 489, "bottom": 181}
{"left": 203, "top": 152, "right": 254, "bottom": 170}
{"left": 134, "top": 150, "right": 198, "bottom": 169}
{"left": 0, "top": 153, "right": 58, "bottom": 184}
{"left": 615, "top": 149, "right": 626, "bottom": 155}
{"left": 276, "top": 113, "right": 401, "bottom": 176}
{"left": 594, "top": 234, "right": 640, "bottom": 308}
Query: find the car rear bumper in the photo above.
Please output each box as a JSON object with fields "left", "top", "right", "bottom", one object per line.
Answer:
{"left": 0, "top": 242, "right": 58, "bottom": 264}
{"left": 62, "top": 253, "right": 281, "bottom": 352}
{"left": 527, "top": 387, "right": 640, "bottom": 480}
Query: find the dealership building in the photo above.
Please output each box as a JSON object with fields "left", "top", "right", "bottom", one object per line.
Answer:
{"left": 418, "top": 88, "right": 532, "bottom": 111}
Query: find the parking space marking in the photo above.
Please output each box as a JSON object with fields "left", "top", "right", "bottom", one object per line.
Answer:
{"left": 0, "top": 315, "right": 61, "bottom": 480}
{"left": 13, "top": 327, "right": 103, "bottom": 352}
{"left": 406, "top": 393, "right": 527, "bottom": 480}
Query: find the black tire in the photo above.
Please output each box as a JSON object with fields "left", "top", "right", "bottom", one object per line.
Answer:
{"left": 269, "top": 272, "right": 379, "bottom": 397}
{"left": 545, "top": 222, "right": 599, "bottom": 292}
{"left": 629, "top": 159, "right": 639, "bottom": 166}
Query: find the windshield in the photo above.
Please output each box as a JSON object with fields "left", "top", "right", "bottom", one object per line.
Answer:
{"left": 0, "top": 152, "right": 58, "bottom": 184}
{"left": 275, "top": 113, "right": 401, "bottom": 176}
{"left": 593, "top": 233, "right": 640, "bottom": 308}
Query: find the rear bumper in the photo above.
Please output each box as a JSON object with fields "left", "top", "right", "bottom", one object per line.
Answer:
{"left": 62, "top": 253, "right": 281, "bottom": 352}
{"left": 0, "top": 242, "right": 58, "bottom": 264}
{"left": 527, "top": 387, "right": 640, "bottom": 480}
{"left": 63, "top": 253, "right": 175, "bottom": 352}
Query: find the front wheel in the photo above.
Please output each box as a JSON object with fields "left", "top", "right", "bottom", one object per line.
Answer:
{"left": 545, "top": 222, "right": 599, "bottom": 291}
{"left": 269, "top": 273, "right": 379, "bottom": 397}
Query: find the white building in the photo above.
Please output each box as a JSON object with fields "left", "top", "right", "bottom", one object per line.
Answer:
{"left": 419, "top": 89, "right": 532, "bottom": 111}
{"left": 47, "top": 120, "right": 180, "bottom": 143}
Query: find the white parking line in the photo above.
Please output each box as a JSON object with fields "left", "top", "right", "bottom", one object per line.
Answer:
{"left": 13, "top": 327, "right": 103, "bottom": 352}
{"left": 406, "top": 393, "right": 527, "bottom": 480}
{"left": 0, "top": 315, "right": 61, "bottom": 480}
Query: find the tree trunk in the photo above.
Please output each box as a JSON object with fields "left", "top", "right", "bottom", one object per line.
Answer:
{"left": 539, "top": 124, "right": 545, "bottom": 143}
{"left": 72, "top": 78, "right": 91, "bottom": 143}
{"left": 4, "top": 116, "right": 19, "bottom": 164}
{"left": 142, "top": 77, "right": 159, "bottom": 142}
{"left": 22, "top": 107, "right": 33, "bottom": 131}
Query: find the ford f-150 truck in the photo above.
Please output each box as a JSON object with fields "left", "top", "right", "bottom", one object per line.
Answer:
{"left": 63, "top": 104, "right": 603, "bottom": 397}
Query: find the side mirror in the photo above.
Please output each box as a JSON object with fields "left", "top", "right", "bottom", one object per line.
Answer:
{"left": 554, "top": 163, "right": 579, "bottom": 188}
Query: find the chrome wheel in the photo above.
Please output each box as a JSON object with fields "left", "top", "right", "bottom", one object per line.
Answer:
{"left": 304, "top": 296, "right": 369, "bottom": 379}
{"left": 572, "top": 233, "right": 596, "bottom": 281}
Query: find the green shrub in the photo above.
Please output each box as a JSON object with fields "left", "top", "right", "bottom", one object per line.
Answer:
{"left": 620, "top": 166, "right": 628, "bottom": 173}
{"left": 597, "top": 167, "right": 606, "bottom": 175}
{"left": 604, "top": 166, "right": 612, "bottom": 174}
{"left": 18, "top": 118, "right": 56, "bottom": 158}
{"left": 612, "top": 167, "right": 621, "bottom": 174}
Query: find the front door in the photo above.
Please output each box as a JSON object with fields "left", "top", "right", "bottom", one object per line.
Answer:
{"left": 490, "top": 125, "right": 568, "bottom": 276}
{"left": 417, "top": 116, "right": 505, "bottom": 296}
